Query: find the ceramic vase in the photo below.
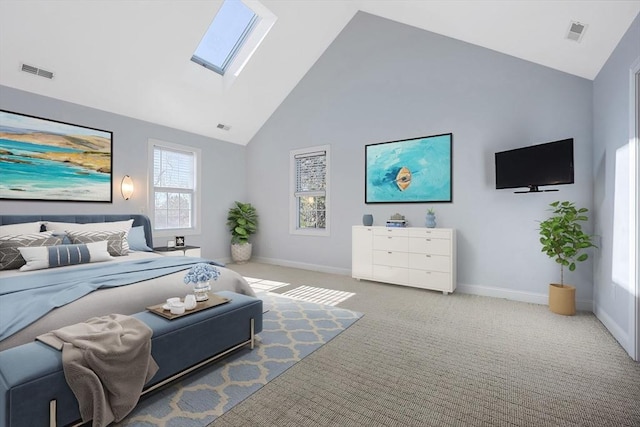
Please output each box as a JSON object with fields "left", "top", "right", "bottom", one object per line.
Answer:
{"left": 362, "top": 214, "right": 374, "bottom": 226}
{"left": 426, "top": 213, "right": 436, "bottom": 228}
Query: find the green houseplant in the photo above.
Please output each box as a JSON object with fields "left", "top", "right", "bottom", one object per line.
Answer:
{"left": 226, "top": 201, "right": 258, "bottom": 263}
{"left": 539, "top": 201, "right": 596, "bottom": 315}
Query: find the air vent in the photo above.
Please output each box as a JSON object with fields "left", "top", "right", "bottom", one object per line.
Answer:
{"left": 21, "top": 63, "right": 54, "bottom": 79}
{"left": 566, "top": 21, "right": 587, "bottom": 42}
{"left": 217, "top": 123, "right": 231, "bottom": 131}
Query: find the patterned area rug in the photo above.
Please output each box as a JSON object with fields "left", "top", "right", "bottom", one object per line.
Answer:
{"left": 115, "top": 293, "right": 362, "bottom": 426}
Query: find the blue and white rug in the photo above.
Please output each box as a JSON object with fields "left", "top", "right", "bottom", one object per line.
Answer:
{"left": 115, "top": 292, "right": 363, "bottom": 426}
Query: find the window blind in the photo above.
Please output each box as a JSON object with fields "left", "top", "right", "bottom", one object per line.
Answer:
{"left": 294, "top": 150, "right": 326, "bottom": 196}
{"left": 153, "top": 147, "right": 195, "bottom": 189}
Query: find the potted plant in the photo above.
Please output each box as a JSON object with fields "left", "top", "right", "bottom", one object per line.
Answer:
{"left": 539, "top": 201, "right": 596, "bottom": 315}
{"left": 226, "top": 201, "right": 258, "bottom": 263}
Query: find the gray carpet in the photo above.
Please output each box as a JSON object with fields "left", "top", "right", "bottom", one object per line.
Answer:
{"left": 213, "top": 262, "right": 640, "bottom": 426}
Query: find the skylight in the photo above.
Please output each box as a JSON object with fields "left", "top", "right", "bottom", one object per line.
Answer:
{"left": 191, "top": 0, "right": 259, "bottom": 76}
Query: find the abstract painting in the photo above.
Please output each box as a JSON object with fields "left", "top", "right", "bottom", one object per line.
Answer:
{"left": 365, "top": 133, "right": 452, "bottom": 203}
{"left": 0, "top": 110, "right": 113, "bottom": 202}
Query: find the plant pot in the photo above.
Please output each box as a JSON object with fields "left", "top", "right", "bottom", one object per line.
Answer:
{"left": 231, "top": 243, "right": 252, "bottom": 264}
{"left": 548, "top": 283, "right": 576, "bottom": 316}
{"left": 426, "top": 213, "right": 436, "bottom": 228}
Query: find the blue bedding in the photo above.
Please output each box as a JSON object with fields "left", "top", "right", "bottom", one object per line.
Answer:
{"left": 0, "top": 257, "right": 223, "bottom": 341}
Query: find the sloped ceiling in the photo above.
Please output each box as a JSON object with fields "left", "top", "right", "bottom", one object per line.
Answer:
{"left": 0, "top": 1, "right": 638, "bottom": 146}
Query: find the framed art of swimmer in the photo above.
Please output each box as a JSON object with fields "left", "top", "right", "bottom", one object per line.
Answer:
{"left": 365, "top": 133, "right": 452, "bottom": 204}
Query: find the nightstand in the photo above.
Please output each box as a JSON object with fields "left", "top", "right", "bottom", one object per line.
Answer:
{"left": 153, "top": 245, "right": 201, "bottom": 257}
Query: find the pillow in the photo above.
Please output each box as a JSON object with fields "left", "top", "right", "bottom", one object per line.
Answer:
{"left": 0, "top": 222, "right": 43, "bottom": 237}
{"left": 67, "top": 230, "right": 128, "bottom": 256}
{"left": 18, "top": 241, "right": 113, "bottom": 271}
{"left": 128, "top": 226, "right": 153, "bottom": 252}
{"left": 44, "top": 219, "right": 134, "bottom": 253}
{"left": 51, "top": 232, "right": 73, "bottom": 245}
{"left": 0, "top": 232, "right": 63, "bottom": 270}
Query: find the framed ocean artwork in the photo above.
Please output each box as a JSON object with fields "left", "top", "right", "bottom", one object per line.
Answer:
{"left": 0, "top": 110, "right": 113, "bottom": 202}
{"left": 365, "top": 133, "right": 452, "bottom": 204}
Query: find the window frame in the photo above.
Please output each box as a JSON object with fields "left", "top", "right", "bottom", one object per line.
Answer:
{"left": 148, "top": 139, "right": 202, "bottom": 237}
{"left": 191, "top": 0, "right": 259, "bottom": 76}
{"left": 191, "top": 0, "right": 277, "bottom": 87}
{"left": 289, "top": 144, "right": 330, "bottom": 237}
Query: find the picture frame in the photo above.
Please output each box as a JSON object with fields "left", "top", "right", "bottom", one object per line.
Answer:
{"left": 175, "top": 236, "right": 185, "bottom": 248}
{"left": 0, "top": 109, "right": 113, "bottom": 202}
{"left": 365, "top": 133, "right": 453, "bottom": 204}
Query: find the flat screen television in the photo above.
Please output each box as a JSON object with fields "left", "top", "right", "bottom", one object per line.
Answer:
{"left": 495, "top": 138, "right": 574, "bottom": 193}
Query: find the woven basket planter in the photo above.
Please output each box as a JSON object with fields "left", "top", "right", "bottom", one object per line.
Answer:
{"left": 231, "top": 243, "right": 253, "bottom": 264}
{"left": 548, "top": 283, "right": 576, "bottom": 316}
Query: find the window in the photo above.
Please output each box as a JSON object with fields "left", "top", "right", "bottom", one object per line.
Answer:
{"left": 290, "top": 145, "right": 330, "bottom": 236}
{"left": 191, "top": 0, "right": 258, "bottom": 76}
{"left": 149, "top": 139, "right": 201, "bottom": 235}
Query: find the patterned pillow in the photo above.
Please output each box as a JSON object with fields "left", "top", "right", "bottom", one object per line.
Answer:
{"left": 44, "top": 220, "right": 133, "bottom": 253}
{"left": 0, "top": 232, "right": 63, "bottom": 270}
{"left": 18, "top": 241, "right": 113, "bottom": 271}
{"left": 67, "top": 230, "right": 127, "bottom": 256}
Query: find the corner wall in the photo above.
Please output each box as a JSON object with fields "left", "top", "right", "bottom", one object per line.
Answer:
{"left": 246, "top": 12, "right": 594, "bottom": 306}
{"left": 592, "top": 12, "right": 640, "bottom": 357}
{"left": 0, "top": 85, "right": 247, "bottom": 260}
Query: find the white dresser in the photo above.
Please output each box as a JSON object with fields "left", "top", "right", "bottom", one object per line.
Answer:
{"left": 352, "top": 226, "right": 457, "bottom": 294}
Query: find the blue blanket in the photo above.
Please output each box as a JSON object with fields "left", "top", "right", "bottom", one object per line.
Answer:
{"left": 0, "top": 257, "right": 223, "bottom": 341}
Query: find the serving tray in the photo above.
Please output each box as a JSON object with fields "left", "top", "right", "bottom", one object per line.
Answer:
{"left": 146, "top": 294, "right": 231, "bottom": 320}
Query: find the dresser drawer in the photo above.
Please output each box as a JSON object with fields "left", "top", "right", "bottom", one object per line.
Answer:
{"left": 373, "top": 235, "right": 408, "bottom": 252}
{"left": 408, "top": 237, "right": 450, "bottom": 255}
{"left": 373, "top": 265, "right": 409, "bottom": 284}
{"left": 373, "top": 250, "right": 408, "bottom": 268}
{"left": 408, "top": 270, "right": 452, "bottom": 291}
{"left": 408, "top": 228, "right": 451, "bottom": 239}
{"left": 408, "top": 253, "right": 451, "bottom": 273}
{"left": 374, "top": 227, "right": 409, "bottom": 237}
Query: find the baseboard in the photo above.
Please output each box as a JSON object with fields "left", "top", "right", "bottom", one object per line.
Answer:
{"left": 450, "top": 283, "right": 593, "bottom": 311}
{"left": 594, "top": 303, "right": 632, "bottom": 355}
{"left": 252, "top": 256, "right": 351, "bottom": 276}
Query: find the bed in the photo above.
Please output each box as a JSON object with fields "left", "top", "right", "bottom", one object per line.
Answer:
{"left": 0, "top": 214, "right": 255, "bottom": 351}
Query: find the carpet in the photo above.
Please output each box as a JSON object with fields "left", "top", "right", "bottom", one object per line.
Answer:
{"left": 280, "top": 285, "right": 355, "bottom": 306}
{"left": 242, "top": 276, "right": 290, "bottom": 292}
{"left": 114, "top": 292, "right": 363, "bottom": 426}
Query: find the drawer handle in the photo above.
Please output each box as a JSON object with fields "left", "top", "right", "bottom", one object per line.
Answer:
{"left": 426, "top": 238, "right": 431, "bottom": 242}
{"left": 388, "top": 251, "right": 392, "bottom": 254}
{"left": 388, "top": 236, "right": 392, "bottom": 239}
{"left": 426, "top": 255, "right": 431, "bottom": 258}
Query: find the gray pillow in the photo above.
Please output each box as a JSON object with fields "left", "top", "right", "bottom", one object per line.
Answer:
{"left": 0, "top": 232, "right": 63, "bottom": 270}
{"left": 67, "top": 230, "right": 127, "bottom": 256}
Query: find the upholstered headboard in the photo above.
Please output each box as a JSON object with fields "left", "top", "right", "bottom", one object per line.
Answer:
{"left": 0, "top": 214, "right": 153, "bottom": 248}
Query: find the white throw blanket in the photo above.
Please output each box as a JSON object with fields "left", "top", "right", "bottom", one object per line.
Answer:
{"left": 37, "top": 314, "right": 159, "bottom": 427}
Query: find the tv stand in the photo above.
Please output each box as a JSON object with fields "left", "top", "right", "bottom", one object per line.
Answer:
{"left": 514, "top": 185, "right": 559, "bottom": 194}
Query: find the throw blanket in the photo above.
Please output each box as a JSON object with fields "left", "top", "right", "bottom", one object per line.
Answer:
{"left": 0, "top": 256, "right": 223, "bottom": 341}
{"left": 37, "top": 314, "right": 159, "bottom": 427}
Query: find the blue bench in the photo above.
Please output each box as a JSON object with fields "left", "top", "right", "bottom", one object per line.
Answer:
{"left": 0, "top": 291, "right": 263, "bottom": 427}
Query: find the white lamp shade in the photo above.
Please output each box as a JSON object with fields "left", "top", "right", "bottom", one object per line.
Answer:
{"left": 121, "top": 175, "right": 134, "bottom": 200}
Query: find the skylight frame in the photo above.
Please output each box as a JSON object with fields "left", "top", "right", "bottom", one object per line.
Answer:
{"left": 191, "top": 0, "right": 260, "bottom": 76}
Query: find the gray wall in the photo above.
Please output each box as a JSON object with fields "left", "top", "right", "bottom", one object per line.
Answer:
{"left": 592, "top": 12, "right": 640, "bottom": 355}
{"left": 0, "top": 85, "right": 247, "bottom": 260}
{"left": 246, "top": 12, "right": 595, "bottom": 306}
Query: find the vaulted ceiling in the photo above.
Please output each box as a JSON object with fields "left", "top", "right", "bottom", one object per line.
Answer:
{"left": 1, "top": 1, "right": 638, "bottom": 146}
